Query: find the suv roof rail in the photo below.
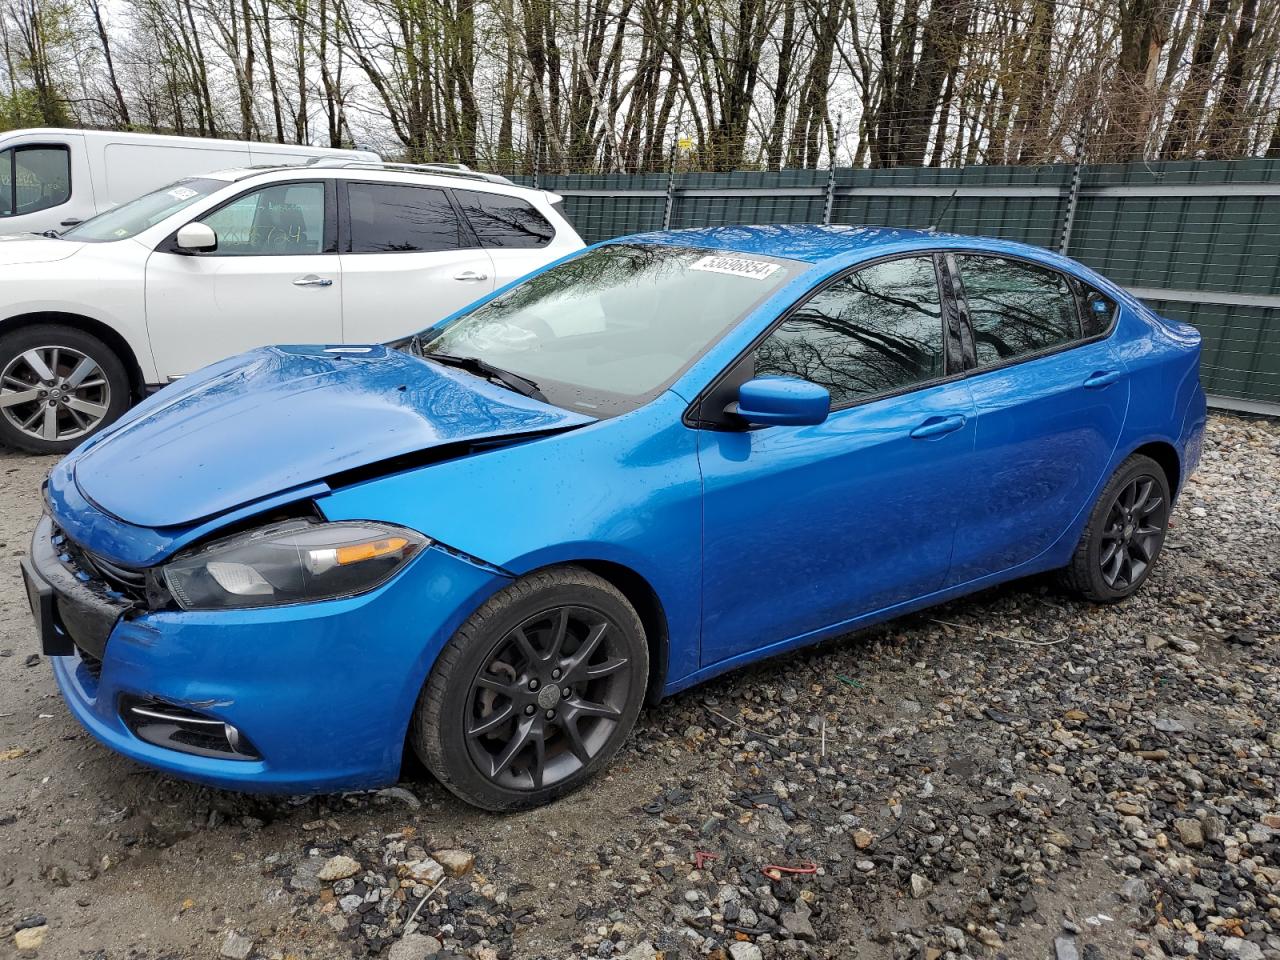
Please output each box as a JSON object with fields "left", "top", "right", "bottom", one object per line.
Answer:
{"left": 305, "top": 157, "right": 516, "bottom": 185}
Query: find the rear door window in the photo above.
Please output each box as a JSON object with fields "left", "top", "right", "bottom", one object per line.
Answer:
{"left": 346, "top": 182, "right": 461, "bottom": 253}
{"left": 454, "top": 189, "right": 556, "bottom": 248}
{"left": 955, "top": 255, "right": 1081, "bottom": 366}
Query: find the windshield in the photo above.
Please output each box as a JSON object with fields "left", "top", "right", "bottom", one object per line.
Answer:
{"left": 418, "top": 243, "right": 797, "bottom": 415}
{"left": 61, "top": 177, "right": 226, "bottom": 242}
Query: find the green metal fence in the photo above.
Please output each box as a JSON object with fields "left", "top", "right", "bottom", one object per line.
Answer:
{"left": 517, "top": 159, "right": 1280, "bottom": 412}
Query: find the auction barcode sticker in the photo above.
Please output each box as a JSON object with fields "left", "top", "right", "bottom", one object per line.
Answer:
{"left": 690, "top": 255, "right": 780, "bottom": 280}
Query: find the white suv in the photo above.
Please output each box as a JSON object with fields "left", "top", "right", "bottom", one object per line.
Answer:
{"left": 0, "top": 162, "right": 583, "bottom": 453}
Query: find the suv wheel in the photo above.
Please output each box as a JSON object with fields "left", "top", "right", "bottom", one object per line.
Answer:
{"left": 0, "top": 325, "right": 130, "bottom": 454}
{"left": 411, "top": 566, "right": 648, "bottom": 810}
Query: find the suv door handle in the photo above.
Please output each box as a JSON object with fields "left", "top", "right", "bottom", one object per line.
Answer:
{"left": 910, "top": 414, "right": 967, "bottom": 439}
{"left": 1083, "top": 369, "right": 1121, "bottom": 389}
{"left": 453, "top": 270, "right": 489, "bottom": 282}
{"left": 293, "top": 275, "right": 333, "bottom": 287}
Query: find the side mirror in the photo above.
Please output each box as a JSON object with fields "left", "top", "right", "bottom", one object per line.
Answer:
{"left": 732, "top": 376, "right": 830, "bottom": 427}
{"left": 175, "top": 222, "right": 217, "bottom": 253}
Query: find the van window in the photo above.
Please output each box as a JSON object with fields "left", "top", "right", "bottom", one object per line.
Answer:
{"left": 0, "top": 145, "right": 71, "bottom": 219}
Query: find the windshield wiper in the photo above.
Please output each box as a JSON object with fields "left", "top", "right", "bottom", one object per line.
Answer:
{"left": 422, "top": 352, "right": 547, "bottom": 403}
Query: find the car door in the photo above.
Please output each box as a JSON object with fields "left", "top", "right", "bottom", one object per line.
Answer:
{"left": 0, "top": 137, "right": 86, "bottom": 234}
{"left": 144, "top": 179, "right": 341, "bottom": 380}
{"left": 697, "top": 254, "right": 977, "bottom": 668}
{"left": 452, "top": 187, "right": 565, "bottom": 287}
{"left": 337, "top": 180, "right": 496, "bottom": 343}
{"left": 944, "top": 253, "right": 1130, "bottom": 584}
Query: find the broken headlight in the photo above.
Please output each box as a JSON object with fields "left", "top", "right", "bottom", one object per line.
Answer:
{"left": 163, "top": 520, "right": 428, "bottom": 610}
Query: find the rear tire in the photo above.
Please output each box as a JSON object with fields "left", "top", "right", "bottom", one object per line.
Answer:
{"left": 1061, "top": 453, "right": 1171, "bottom": 603}
{"left": 0, "top": 325, "right": 130, "bottom": 455}
{"left": 410, "top": 566, "right": 648, "bottom": 811}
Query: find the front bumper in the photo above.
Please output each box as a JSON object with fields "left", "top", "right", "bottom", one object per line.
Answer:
{"left": 26, "top": 516, "right": 509, "bottom": 793}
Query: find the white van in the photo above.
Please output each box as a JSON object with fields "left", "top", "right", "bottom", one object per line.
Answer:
{"left": 0, "top": 128, "right": 379, "bottom": 235}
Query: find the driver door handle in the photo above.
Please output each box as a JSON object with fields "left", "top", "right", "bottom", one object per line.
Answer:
{"left": 293, "top": 275, "right": 333, "bottom": 287}
{"left": 453, "top": 270, "right": 489, "bottom": 282}
{"left": 910, "top": 414, "right": 967, "bottom": 440}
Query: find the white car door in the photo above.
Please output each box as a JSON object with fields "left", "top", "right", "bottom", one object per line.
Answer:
{"left": 144, "top": 180, "right": 342, "bottom": 379}
{"left": 451, "top": 187, "right": 574, "bottom": 288}
{"left": 338, "top": 181, "right": 495, "bottom": 344}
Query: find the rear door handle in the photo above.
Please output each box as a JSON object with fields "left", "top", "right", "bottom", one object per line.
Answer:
{"left": 1083, "top": 369, "right": 1121, "bottom": 389}
{"left": 293, "top": 275, "right": 333, "bottom": 287}
{"left": 453, "top": 270, "right": 489, "bottom": 282}
{"left": 910, "top": 414, "right": 966, "bottom": 439}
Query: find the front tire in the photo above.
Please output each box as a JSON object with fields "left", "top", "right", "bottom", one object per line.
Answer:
{"left": 411, "top": 567, "right": 648, "bottom": 811}
{"left": 0, "top": 325, "right": 130, "bottom": 454}
{"left": 1062, "top": 453, "right": 1171, "bottom": 602}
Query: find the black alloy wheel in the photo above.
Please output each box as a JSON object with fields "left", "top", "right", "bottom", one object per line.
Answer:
{"left": 411, "top": 566, "right": 648, "bottom": 810}
{"left": 1098, "top": 474, "right": 1166, "bottom": 590}
{"left": 1063, "top": 452, "right": 1172, "bottom": 602}
{"left": 465, "top": 605, "right": 633, "bottom": 791}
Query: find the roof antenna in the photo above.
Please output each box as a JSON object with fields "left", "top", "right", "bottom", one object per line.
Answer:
{"left": 927, "top": 188, "right": 959, "bottom": 233}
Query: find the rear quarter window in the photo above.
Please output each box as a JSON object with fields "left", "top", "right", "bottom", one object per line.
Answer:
{"left": 1072, "top": 279, "right": 1118, "bottom": 338}
{"left": 454, "top": 189, "right": 555, "bottom": 249}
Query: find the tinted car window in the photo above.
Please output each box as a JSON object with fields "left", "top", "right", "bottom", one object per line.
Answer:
{"left": 754, "top": 256, "right": 944, "bottom": 406}
{"left": 1, "top": 145, "right": 71, "bottom": 218}
{"left": 455, "top": 189, "right": 555, "bottom": 248}
{"left": 200, "top": 182, "right": 325, "bottom": 255}
{"left": 348, "top": 183, "right": 460, "bottom": 253}
{"left": 1072, "top": 278, "right": 1118, "bottom": 338}
{"left": 957, "top": 255, "right": 1080, "bottom": 366}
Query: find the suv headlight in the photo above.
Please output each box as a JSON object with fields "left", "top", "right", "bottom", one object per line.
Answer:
{"left": 163, "top": 520, "right": 428, "bottom": 610}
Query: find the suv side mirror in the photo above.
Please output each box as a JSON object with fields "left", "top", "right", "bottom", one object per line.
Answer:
{"left": 731, "top": 376, "right": 830, "bottom": 427}
{"left": 175, "top": 222, "right": 217, "bottom": 253}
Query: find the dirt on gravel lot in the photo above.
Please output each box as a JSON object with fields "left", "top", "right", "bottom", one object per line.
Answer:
{"left": 2, "top": 413, "right": 1279, "bottom": 960}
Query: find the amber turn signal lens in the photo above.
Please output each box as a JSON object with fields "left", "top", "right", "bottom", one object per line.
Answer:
{"left": 334, "top": 536, "right": 410, "bottom": 566}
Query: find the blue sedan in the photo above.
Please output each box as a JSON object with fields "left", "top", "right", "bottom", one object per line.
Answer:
{"left": 22, "top": 225, "right": 1206, "bottom": 809}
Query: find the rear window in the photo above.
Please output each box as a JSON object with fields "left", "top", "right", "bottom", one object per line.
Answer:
{"left": 347, "top": 182, "right": 460, "bottom": 253}
{"left": 455, "top": 189, "right": 555, "bottom": 248}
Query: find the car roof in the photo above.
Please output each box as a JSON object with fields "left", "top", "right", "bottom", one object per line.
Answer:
{"left": 190, "top": 163, "right": 550, "bottom": 199}
{"left": 617, "top": 223, "right": 1052, "bottom": 268}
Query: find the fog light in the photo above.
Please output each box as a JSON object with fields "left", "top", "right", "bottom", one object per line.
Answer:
{"left": 119, "top": 695, "right": 259, "bottom": 761}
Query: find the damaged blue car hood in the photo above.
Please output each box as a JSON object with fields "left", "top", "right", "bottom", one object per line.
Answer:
{"left": 65, "top": 345, "right": 595, "bottom": 529}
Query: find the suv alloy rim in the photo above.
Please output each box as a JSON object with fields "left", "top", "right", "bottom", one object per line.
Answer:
{"left": 464, "top": 605, "right": 633, "bottom": 791}
{"left": 0, "top": 346, "right": 111, "bottom": 443}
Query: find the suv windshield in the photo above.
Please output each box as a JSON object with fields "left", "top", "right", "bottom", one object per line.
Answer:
{"left": 61, "top": 177, "right": 225, "bottom": 242}
{"left": 417, "top": 243, "right": 797, "bottom": 415}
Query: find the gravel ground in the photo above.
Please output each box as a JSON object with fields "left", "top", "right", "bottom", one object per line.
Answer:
{"left": 2, "top": 412, "right": 1278, "bottom": 960}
